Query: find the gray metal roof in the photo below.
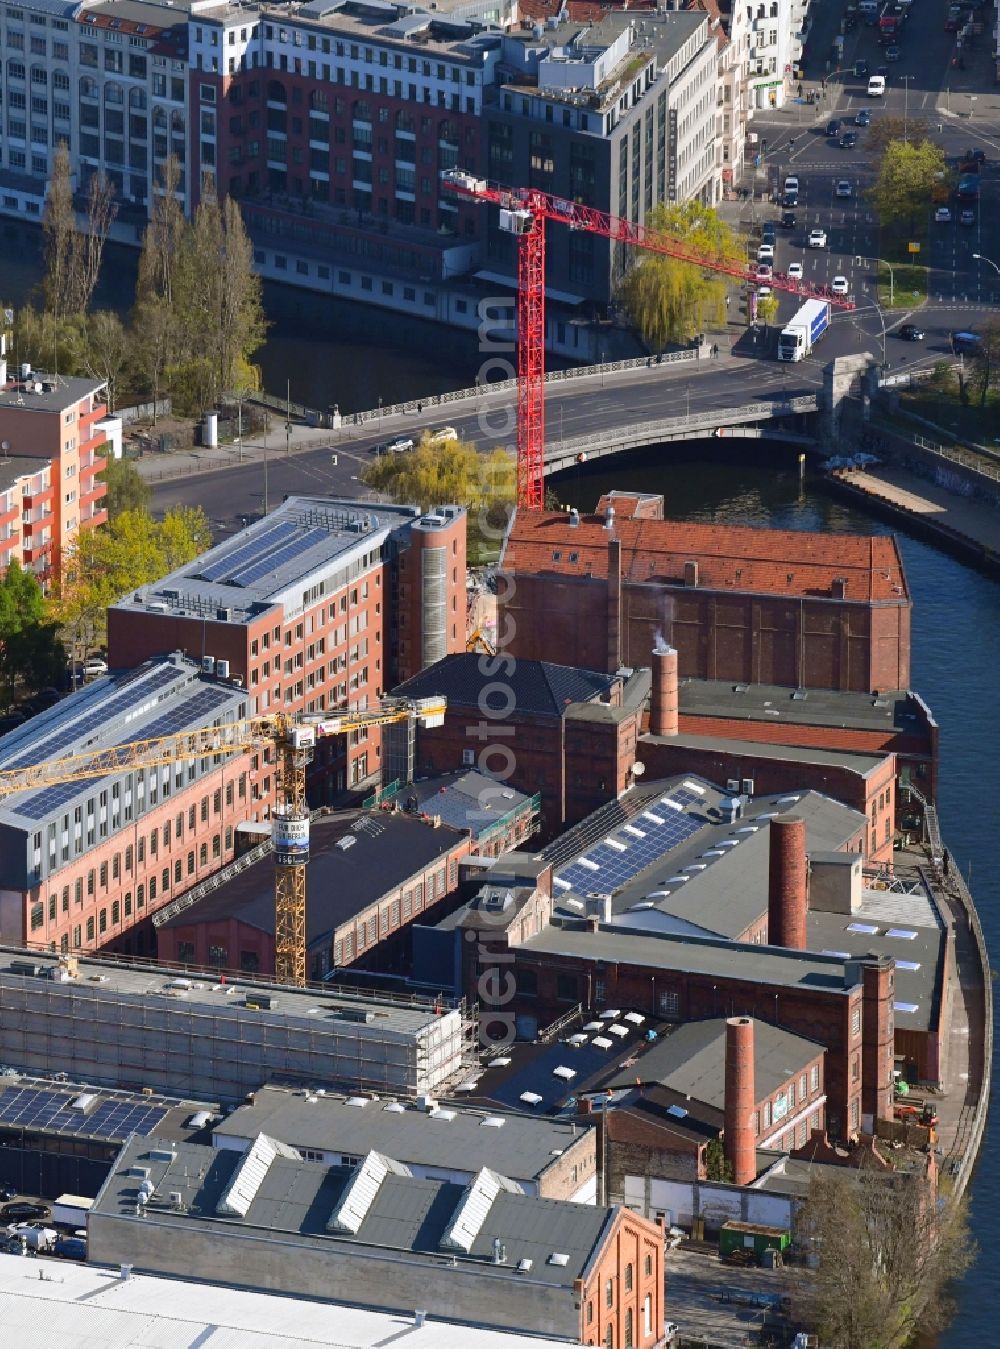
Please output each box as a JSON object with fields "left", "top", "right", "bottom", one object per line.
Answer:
{"left": 110, "top": 496, "right": 438, "bottom": 624}
{"left": 657, "top": 731, "right": 887, "bottom": 775}
{"left": 407, "top": 770, "right": 533, "bottom": 839}
{"left": 10, "top": 0, "right": 80, "bottom": 20}
{"left": 0, "top": 455, "right": 49, "bottom": 493}
{"left": 213, "top": 1087, "right": 592, "bottom": 1184}
{"left": 677, "top": 679, "right": 934, "bottom": 737}
{"left": 394, "top": 652, "right": 618, "bottom": 719}
{"left": 96, "top": 1135, "right": 614, "bottom": 1285}
{"left": 549, "top": 780, "right": 865, "bottom": 941}
{"left": 606, "top": 1018, "right": 823, "bottom": 1106}
{"left": 0, "top": 371, "right": 105, "bottom": 415}
{"left": 807, "top": 908, "right": 943, "bottom": 1032}
{"left": 522, "top": 922, "right": 856, "bottom": 993}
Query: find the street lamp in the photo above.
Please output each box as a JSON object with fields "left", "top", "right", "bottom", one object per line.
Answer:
{"left": 972, "top": 252, "right": 1000, "bottom": 277}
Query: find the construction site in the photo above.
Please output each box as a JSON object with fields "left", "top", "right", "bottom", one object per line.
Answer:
{"left": 0, "top": 948, "right": 471, "bottom": 1103}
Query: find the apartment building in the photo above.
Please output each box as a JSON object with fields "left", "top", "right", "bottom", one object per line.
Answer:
{"left": 107, "top": 496, "right": 467, "bottom": 796}
{"left": 0, "top": 653, "right": 274, "bottom": 956}
{"left": 744, "top": 0, "right": 802, "bottom": 112}
{"left": 0, "top": 364, "right": 110, "bottom": 584}
{"left": 483, "top": 10, "right": 718, "bottom": 306}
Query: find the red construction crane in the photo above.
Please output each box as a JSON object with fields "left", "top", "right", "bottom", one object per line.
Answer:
{"left": 444, "top": 172, "right": 857, "bottom": 509}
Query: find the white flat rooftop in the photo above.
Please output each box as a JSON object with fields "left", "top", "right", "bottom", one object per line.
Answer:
{"left": 0, "top": 1252, "right": 576, "bottom": 1347}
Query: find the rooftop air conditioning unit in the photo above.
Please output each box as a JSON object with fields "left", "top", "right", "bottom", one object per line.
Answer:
{"left": 216, "top": 659, "right": 231, "bottom": 679}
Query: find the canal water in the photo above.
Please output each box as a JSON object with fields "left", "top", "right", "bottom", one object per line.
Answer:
{"left": 1, "top": 227, "right": 993, "bottom": 1344}
{"left": 556, "top": 444, "right": 996, "bottom": 1349}
{"left": 0, "top": 220, "right": 487, "bottom": 412}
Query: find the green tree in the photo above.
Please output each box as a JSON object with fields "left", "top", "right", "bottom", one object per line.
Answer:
{"left": 131, "top": 296, "right": 175, "bottom": 420}
{"left": 0, "top": 562, "right": 63, "bottom": 705}
{"left": 169, "top": 190, "right": 265, "bottom": 412}
{"left": 362, "top": 438, "right": 515, "bottom": 514}
{"left": 869, "top": 138, "right": 946, "bottom": 233}
{"left": 55, "top": 505, "right": 211, "bottom": 653}
{"left": 756, "top": 293, "right": 780, "bottom": 331}
{"left": 137, "top": 155, "right": 185, "bottom": 307}
{"left": 794, "top": 1163, "right": 974, "bottom": 1349}
{"left": 619, "top": 203, "right": 745, "bottom": 349}
{"left": 704, "top": 1138, "right": 734, "bottom": 1183}
{"left": 968, "top": 319, "right": 1000, "bottom": 408}
{"left": 14, "top": 305, "right": 88, "bottom": 379}
{"left": 100, "top": 457, "right": 151, "bottom": 519}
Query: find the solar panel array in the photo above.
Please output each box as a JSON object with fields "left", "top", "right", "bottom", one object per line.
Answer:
{"left": 196, "top": 520, "right": 298, "bottom": 583}
{"left": 227, "top": 526, "right": 329, "bottom": 587}
{"left": 0, "top": 1085, "right": 169, "bottom": 1140}
{"left": 555, "top": 791, "right": 705, "bottom": 897}
{"left": 2, "top": 666, "right": 178, "bottom": 770}
{"left": 14, "top": 685, "right": 237, "bottom": 821}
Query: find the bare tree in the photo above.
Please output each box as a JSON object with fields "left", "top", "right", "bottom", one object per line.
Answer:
{"left": 69, "top": 171, "right": 118, "bottom": 314}
{"left": 794, "top": 1160, "right": 974, "bottom": 1349}
{"left": 84, "top": 311, "right": 129, "bottom": 413}
{"left": 42, "top": 142, "right": 78, "bottom": 319}
{"left": 137, "top": 155, "right": 185, "bottom": 306}
{"left": 969, "top": 319, "right": 1000, "bottom": 409}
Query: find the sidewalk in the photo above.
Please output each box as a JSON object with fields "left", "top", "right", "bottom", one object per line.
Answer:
{"left": 832, "top": 464, "right": 1000, "bottom": 561}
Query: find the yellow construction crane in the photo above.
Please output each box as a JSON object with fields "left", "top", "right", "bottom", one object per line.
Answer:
{"left": 0, "top": 695, "right": 446, "bottom": 987}
{"left": 465, "top": 627, "right": 496, "bottom": 657}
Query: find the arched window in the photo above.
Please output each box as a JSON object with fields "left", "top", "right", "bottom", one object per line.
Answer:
{"left": 624, "top": 1308, "right": 633, "bottom": 1349}
{"left": 129, "top": 87, "right": 147, "bottom": 111}
{"left": 624, "top": 1263, "right": 633, "bottom": 1292}
{"left": 267, "top": 79, "right": 286, "bottom": 104}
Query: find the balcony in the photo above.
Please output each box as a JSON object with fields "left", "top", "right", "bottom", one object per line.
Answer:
{"left": 80, "top": 482, "right": 107, "bottom": 511}
{"left": 79, "top": 452, "right": 107, "bottom": 480}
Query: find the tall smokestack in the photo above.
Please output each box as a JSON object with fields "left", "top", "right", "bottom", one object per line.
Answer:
{"left": 724, "top": 1016, "right": 756, "bottom": 1187}
{"left": 768, "top": 815, "right": 808, "bottom": 950}
{"left": 650, "top": 644, "right": 678, "bottom": 736}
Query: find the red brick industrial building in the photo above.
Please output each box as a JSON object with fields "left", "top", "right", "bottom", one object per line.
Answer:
{"left": 499, "top": 493, "right": 911, "bottom": 693}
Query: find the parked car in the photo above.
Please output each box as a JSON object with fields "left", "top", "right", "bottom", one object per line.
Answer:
{"left": 787, "top": 262, "right": 804, "bottom": 280}
{"left": 840, "top": 131, "right": 859, "bottom": 148}
{"left": 1, "top": 1201, "right": 50, "bottom": 1223}
{"left": 836, "top": 179, "right": 853, "bottom": 197}
{"left": 831, "top": 275, "right": 850, "bottom": 295}
{"left": 808, "top": 228, "right": 828, "bottom": 248}
{"left": 54, "top": 1235, "right": 87, "bottom": 1260}
{"left": 82, "top": 658, "right": 108, "bottom": 678}
{"left": 934, "top": 206, "right": 953, "bottom": 223}
{"left": 855, "top": 108, "right": 872, "bottom": 126}
{"left": 896, "top": 323, "right": 924, "bottom": 341}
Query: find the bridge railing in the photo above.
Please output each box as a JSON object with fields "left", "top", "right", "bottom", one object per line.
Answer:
{"left": 547, "top": 394, "right": 819, "bottom": 460}
{"left": 330, "top": 348, "right": 699, "bottom": 431}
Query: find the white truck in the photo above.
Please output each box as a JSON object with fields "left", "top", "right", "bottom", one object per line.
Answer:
{"left": 777, "top": 299, "right": 831, "bottom": 362}
{"left": 51, "top": 1193, "right": 94, "bottom": 1228}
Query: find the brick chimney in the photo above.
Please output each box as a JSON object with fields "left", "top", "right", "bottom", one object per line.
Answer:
{"left": 607, "top": 538, "right": 622, "bottom": 672}
{"left": 767, "top": 814, "right": 808, "bottom": 950}
{"left": 650, "top": 644, "right": 679, "bottom": 737}
{"left": 724, "top": 1016, "right": 756, "bottom": 1187}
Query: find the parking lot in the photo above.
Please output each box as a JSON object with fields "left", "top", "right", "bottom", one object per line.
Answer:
{"left": 666, "top": 1244, "right": 803, "bottom": 1348}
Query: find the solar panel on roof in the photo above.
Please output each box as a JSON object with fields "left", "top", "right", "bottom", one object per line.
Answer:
{"left": 196, "top": 520, "right": 298, "bottom": 583}
{"left": 2, "top": 665, "right": 178, "bottom": 770}
{"left": 227, "top": 526, "right": 329, "bottom": 587}
{"left": 555, "top": 800, "right": 702, "bottom": 898}
{"left": 0, "top": 1086, "right": 168, "bottom": 1139}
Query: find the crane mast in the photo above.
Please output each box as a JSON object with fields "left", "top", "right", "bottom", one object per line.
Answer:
{"left": 444, "top": 172, "right": 857, "bottom": 508}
